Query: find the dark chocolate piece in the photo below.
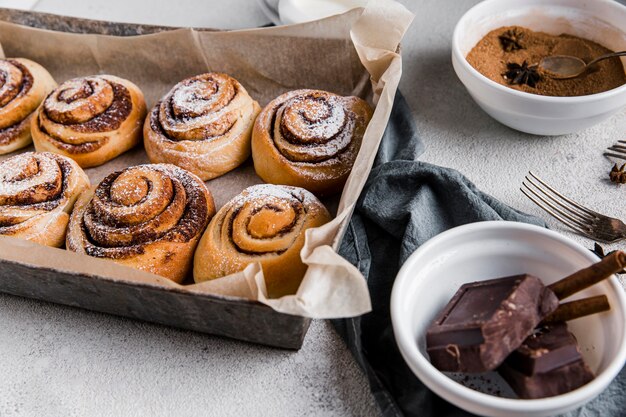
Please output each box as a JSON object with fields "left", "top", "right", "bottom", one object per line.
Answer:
{"left": 426, "top": 274, "right": 559, "bottom": 373}
{"left": 499, "top": 323, "right": 594, "bottom": 399}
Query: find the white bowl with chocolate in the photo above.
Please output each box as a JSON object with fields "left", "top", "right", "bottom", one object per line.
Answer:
{"left": 452, "top": 0, "right": 626, "bottom": 135}
{"left": 390, "top": 221, "right": 626, "bottom": 417}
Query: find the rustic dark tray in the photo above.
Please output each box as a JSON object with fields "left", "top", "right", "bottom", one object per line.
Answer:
{"left": 0, "top": 8, "right": 315, "bottom": 350}
{"left": 0, "top": 7, "right": 183, "bottom": 35}
{"left": 0, "top": 7, "right": 398, "bottom": 350}
{"left": 0, "top": 256, "right": 309, "bottom": 349}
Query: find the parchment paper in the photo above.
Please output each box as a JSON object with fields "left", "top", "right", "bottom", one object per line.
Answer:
{"left": 0, "top": 0, "right": 413, "bottom": 319}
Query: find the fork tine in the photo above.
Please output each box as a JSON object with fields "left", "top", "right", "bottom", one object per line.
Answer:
{"left": 607, "top": 145, "right": 626, "bottom": 154}
{"left": 520, "top": 187, "right": 595, "bottom": 238}
{"left": 521, "top": 181, "right": 592, "bottom": 231}
{"left": 527, "top": 171, "right": 598, "bottom": 217}
{"left": 603, "top": 152, "right": 626, "bottom": 161}
{"left": 522, "top": 176, "right": 592, "bottom": 223}
{"left": 605, "top": 142, "right": 626, "bottom": 160}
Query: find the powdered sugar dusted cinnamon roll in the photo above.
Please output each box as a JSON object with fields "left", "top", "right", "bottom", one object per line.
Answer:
{"left": 144, "top": 73, "right": 261, "bottom": 180}
{"left": 31, "top": 75, "right": 147, "bottom": 168}
{"left": 193, "top": 184, "right": 331, "bottom": 298}
{"left": 0, "top": 152, "right": 89, "bottom": 247}
{"left": 0, "top": 58, "right": 56, "bottom": 155}
{"left": 252, "top": 89, "right": 373, "bottom": 195}
{"left": 66, "top": 164, "right": 215, "bottom": 283}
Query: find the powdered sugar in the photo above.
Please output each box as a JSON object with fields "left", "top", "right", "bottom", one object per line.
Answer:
{"left": 257, "top": 90, "right": 369, "bottom": 185}
{"left": 44, "top": 76, "right": 111, "bottom": 113}
{"left": 267, "top": 91, "right": 358, "bottom": 170}
{"left": 171, "top": 82, "right": 220, "bottom": 116}
{"left": 0, "top": 153, "right": 59, "bottom": 199}
{"left": 281, "top": 94, "right": 346, "bottom": 141}
{"left": 274, "top": 110, "right": 354, "bottom": 163}
{"left": 71, "top": 163, "right": 210, "bottom": 260}
{"left": 231, "top": 183, "right": 320, "bottom": 208}
{"left": 157, "top": 73, "right": 242, "bottom": 140}
{"left": 168, "top": 73, "right": 235, "bottom": 117}
{"left": 0, "top": 60, "right": 23, "bottom": 107}
{"left": 0, "top": 152, "right": 85, "bottom": 236}
{"left": 39, "top": 77, "right": 134, "bottom": 138}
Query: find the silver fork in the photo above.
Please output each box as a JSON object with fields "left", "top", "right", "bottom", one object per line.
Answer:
{"left": 604, "top": 140, "right": 626, "bottom": 160}
{"left": 520, "top": 171, "right": 626, "bottom": 242}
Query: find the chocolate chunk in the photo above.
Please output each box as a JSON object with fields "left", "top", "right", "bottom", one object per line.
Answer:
{"left": 499, "top": 323, "right": 594, "bottom": 398}
{"left": 426, "top": 274, "right": 559, "bottom": 372}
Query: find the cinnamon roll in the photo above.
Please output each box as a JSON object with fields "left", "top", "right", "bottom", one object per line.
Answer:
{"left": 251, "top": 89, "right": 373, "bottom": 195}
{"left": 193, "top": 184, "right": 331, "bottom": 298}
{"left": 0, "top": 152, "right": 90, "bottom": 247}
{"left": 0, "top": 58, "right": 56, "bottom": 155}
{"left": 144, "top": 73, "right": 261, "bottom": 181}
{"left": 66, "top": 164, "right": 215, "bottom": 283}
{"left": 31, "top": 75, "right": 147, "bottom": 168}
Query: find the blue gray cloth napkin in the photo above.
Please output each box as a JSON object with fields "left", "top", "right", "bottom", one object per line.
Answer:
{"left": 333, "top": 91, "right": 626, "bottom": 417}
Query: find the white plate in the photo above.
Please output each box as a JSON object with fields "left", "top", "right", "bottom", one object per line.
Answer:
{"left": 391, "top": 221, "right": 626, "bottom": 417}
{"left": 278, "top": 0, "right": 367, "bottom": 25}
{"left": 256, "top": 0, "right": 282, "bottom": 25}
{"left": 0, "top": 0, "right": 40, "bottom": 9}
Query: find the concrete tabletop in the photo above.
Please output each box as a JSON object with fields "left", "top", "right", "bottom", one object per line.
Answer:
{"left": 0, "top": 1, "right": 624, "bottom": 416}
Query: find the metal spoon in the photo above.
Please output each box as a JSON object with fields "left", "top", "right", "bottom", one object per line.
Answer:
{"left": 538, "top": 51, "right": 626, "bottom": 79}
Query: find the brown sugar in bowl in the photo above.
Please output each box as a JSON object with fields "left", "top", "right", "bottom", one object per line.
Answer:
{"left": 451, "top": 0, "right": 626, "bottom": 135}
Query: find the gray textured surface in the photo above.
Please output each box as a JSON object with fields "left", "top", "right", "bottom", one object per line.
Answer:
{"left": 0, "top": 0, "right": 624, "bottom": 416}
{"left": 0, "top": 295, "right": 373, "bottom": 417}
{"left": 406, "top": 0, "right": 626, "bottom": 259}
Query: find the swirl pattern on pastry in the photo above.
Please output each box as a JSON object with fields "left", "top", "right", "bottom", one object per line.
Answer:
{"left": 0, "top": 152, "right": 90, "bottom": 247}
{"left": 66, "top": 163, "right": 215, "bottom": 283}
{"left": 144, "top": 73, "right": 261, "bottom": 180}
{"left": 193, "top": 184, "right": 331, "bottom": 298}
{"left": 251, "top": 89, "right": 373, "bottom": 195}
{"left": 0, "top": 58, "right": 56, "bottom": 155}
{"left": 31, "top": 75, "right": 147, "bottom": 168}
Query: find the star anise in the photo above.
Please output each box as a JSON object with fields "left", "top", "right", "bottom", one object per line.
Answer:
{"left": 503, "top": 61, "right": 542, "bottom": 88}
{"left": 609, "top": 163, "right": 626, "bottom": 184}
{"left": 591, "top": 243, "right": 625, "bottom": 274}
{"left": 499, "top": 29, "right": 525, "bottom": 52}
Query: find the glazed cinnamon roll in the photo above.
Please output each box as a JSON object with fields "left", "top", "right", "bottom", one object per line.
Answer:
{"left": 31, "top": 75, "right": 147, "bottom": 168}
{"left": 0, "top": 152, "right": 90, "bottom": 247}
{"left": 252, "top": 89, "right": 373, "bottom": 195}
{"left": 0, "top": 58, "right": 56, "bottom": 155}
{"left": 66, "top": 164, "right": 215, "bottom": 283}
{"left": 144, "top": 73, "right": 261, "bottom": 181}
{"left": 193, "top": 184, "right": 331, "bottom": 298}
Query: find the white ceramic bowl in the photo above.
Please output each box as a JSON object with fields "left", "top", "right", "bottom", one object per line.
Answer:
{"left": 391, "top": 221, "right": 626, "bottom": 417}
{"left": 452, "top": 0, "right": 626, "bottom": 135}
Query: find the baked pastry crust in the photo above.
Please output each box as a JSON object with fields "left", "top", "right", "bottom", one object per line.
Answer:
{"left": 31, "top": 74, "right": 147, "bottom": 168}
{"left": 252, "top": 89, "right": 373, "bottom": 195}
{"left": 0, "top": 58, "right": 56, "bottom": 155}
{"left": 66, "top": 163, "right": 215, "bottom": 283}
{"left": 0, "top": 152, "right": 90, "bottom": 247}
{"left": 144, "top": 73, "right": 261, "bottom": 181}
{"left": 193, "top": 184, "right": 331, "bottom": 298}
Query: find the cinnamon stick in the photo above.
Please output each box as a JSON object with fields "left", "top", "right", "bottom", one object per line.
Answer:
{"left": 548, "top": 251, "right": 626, "bottom": 300}
{"left": 541, "top": 295, "right": 611, "bottom": 325}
